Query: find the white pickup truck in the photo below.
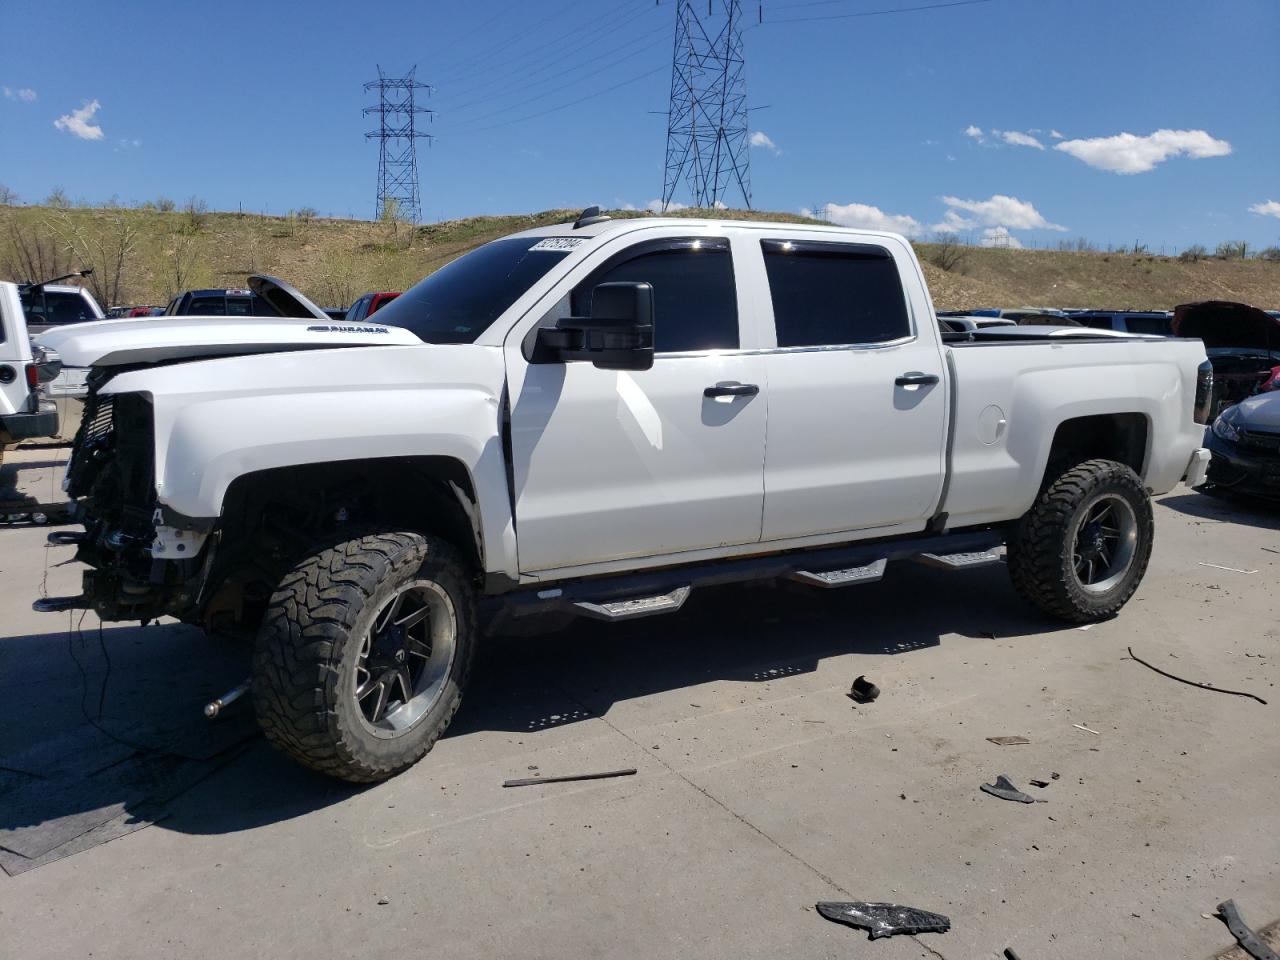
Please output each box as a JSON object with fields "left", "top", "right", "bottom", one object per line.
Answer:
{"left": 34, "top": 212, "right": 1214, "bottom": 782}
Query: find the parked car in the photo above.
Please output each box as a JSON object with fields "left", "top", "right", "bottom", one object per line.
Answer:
{"left": 953, "top": 307, "right": 1082, "bottom": 326}
{"left": 1069, "top": 311, "right": 1174, "bottom": 336}
{"left": 1, "top": 282, "right": 62, "bottom": 463}
{"left": 1173, "top": 300, "right": 1280, "bottom": 419}
{"left": 1202, "top": 391, "right": 1280, "bottom": 498}
{"left": 343, "top": 291, "right": 400, "bottom": 323}
{"left": 323, "top": 308, "right": 348, "bottom": 321}
{"left": 16, "top": 277, "right": 104, "bottom": 432}
{"left": 36, "top": 211, "right": 1212, "bottom": 782}
{"left": 164, "top": 288, "right": 282, "bottom": 317}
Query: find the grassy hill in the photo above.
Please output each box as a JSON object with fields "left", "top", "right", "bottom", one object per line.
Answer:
{"left": 2, "top": 203, "right": 1276, "bottom": 312}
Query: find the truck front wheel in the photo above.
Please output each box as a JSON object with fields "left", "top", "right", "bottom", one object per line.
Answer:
{"left": 252, "top": 530, "right": 476, "bottom": 782}
{"left": 1007, "top": 458, "right": 1153, "bottom": 623}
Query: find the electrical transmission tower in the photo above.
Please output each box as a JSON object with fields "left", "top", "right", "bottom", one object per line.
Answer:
{"left": 661, "top": 0, "right": 752, "bottom": 211}
{"left": 363, "top": 66, "right": 434, "bottom": 223}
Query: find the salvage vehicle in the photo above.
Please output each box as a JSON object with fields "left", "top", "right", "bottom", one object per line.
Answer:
{"left": 34, "top": 211, "right": 1213, "bottom": 782}
{"left": 0, "top": 282, "right": 62, "bottom": 465}
{"left": 1070, "top": 311, "right": 1174, "bottom": 337}
{"left": 163, "top": 287, "right": 282, "bottom": 317}
{"left": 1201, "top": 392, "right": 1280, "bottom": 499}
{"left": 1173, "top": 301, "right": 1280, "bottom": 419}
{"left": 343, "top": 290, "right": 401, "bottom": 323}
{"left": 17, "top": 276, "right": 106, "bottom": 437}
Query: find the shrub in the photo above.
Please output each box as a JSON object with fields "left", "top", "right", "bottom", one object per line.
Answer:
{"left": 1179, "top": 244, "right": 1208, "bottom": 262}
{"left": 923, "top": 234, "right": 968, "bottom": 272}
{"left": 1215, "top": 240, "right": 1248, "bottom": 260}
{"left": 1258, "top": 246, "right": 1280, "bottom": 262}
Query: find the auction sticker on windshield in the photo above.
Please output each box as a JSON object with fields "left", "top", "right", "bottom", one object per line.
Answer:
{"left": 530, "top": 237, "right": 589, "bottom": 251}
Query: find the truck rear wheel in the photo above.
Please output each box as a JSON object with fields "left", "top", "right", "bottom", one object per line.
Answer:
{"left": 252, "top": 530, "right": 475, "bottom": 782}
{"left": 1007, "top": 458, "right": 1153, "bottom": 623}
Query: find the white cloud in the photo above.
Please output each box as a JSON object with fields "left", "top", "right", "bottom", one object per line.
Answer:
{"left": 996, "top": 130, "right": 1044, "bottom": 150}
{"left": 964, "top": 125, "right": 983, "bottom": 140}
{"left": 980, "top": 226, "right": 1023, "bottom": 249}
{"left": 53, "top": 99, "right": 104, "bottom": 140}
{"left": 3, "top": 86, "right": 37, "bottom": 102}
{"left": 749, "top": 130, "right": 780, "bottom": 154}
{"left": 1049, "top": 129, "right": 1064, "bottom": 139}
{"left": 1054, "top": 128, "right": 1231, "bottom": 174}
{"left": 646, "top": 199, "right": 688, "bottom": 213}
{"left": 936, "top": 194, "right": 1066, "bottom": 231}
{"left": 818, "top": 201, "right": 923, "bottom": 237}
{"left": 1248, "top": 200, "right": 1280, "bottom": 220}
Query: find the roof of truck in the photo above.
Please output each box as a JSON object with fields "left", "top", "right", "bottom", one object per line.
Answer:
{"left": 506, "top": 215, "right": 908, "bottom": 243}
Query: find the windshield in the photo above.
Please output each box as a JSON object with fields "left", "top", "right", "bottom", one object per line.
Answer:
{"left": 372, "top": 237, "right": 572, "bottom": 343}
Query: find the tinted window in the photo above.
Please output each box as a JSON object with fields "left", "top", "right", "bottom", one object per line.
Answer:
{"left": 762, "top": 240, "right": 909, "bottom": 347}
{"left": 1124, "top": 315, "right": 1172, "bottom": 336}
{"left": 252, "top": 295, "right": 281, "bottom": 317}
{"left": 186, "top": 297, "right": 226, "bottom": 316}
{"left": 373, "top": 237, "right": 571, "bottom": 344}
{"left": 225, "top": 297, "right": 253, "bottom": 317}
{"left": 571, "top": 240, "right": 738, "bottom": 353}
{"left": 344, "top": 296, "right": 369, "bottom": 323}
{"left": 1078, "top": 315, "right": 1115, "bottom": 330}
{"left": 20, "top": 290, "right": 97, "bottom": 327}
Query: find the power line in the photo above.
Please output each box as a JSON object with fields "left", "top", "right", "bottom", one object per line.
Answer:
{"left": 440, "top": 22, "right": 670, "bottom": 118}
{"left": 451, "top": 63, "right": 669, "bottom": 134}
{"left": 764, "top": 0, "right": 994, "bottom": 24}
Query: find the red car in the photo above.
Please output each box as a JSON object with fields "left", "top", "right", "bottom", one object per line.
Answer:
{"left": 343, "top": 291, "right": 400, "bottom": 323}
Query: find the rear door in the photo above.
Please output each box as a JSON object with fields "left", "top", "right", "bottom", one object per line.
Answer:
{"left": 506, "top": 231, "right": 768, "bottom": 573}
{"left": 751, "top": 235, "right": 948, "bottom": 542}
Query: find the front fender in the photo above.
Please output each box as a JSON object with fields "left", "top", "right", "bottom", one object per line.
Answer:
{"left": 101, "top": 344, "right": 517, "bottom": 576}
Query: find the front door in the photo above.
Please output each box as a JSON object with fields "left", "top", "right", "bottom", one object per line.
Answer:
{"left": 507, "top": 236, "right": 767, "bottom": 573}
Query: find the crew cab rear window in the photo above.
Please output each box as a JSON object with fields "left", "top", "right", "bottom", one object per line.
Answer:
{"left": 762, "top": 239, "right": 909, "bottom": 347}
{"left": 20, "top": 290, "right": 98, "bottom": 327}
{"left": 571, "top": 238, "right": 738, "bottom": 353}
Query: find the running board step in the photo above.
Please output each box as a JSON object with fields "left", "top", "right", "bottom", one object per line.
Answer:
{"left": 574, "top": 586, "right": 692, "bottom": 622}
{"left": 916, "top": 549, "right": 1003, "bottom": 570}
{"left": 788, "top": 558, "right": 887, "bottom": 588}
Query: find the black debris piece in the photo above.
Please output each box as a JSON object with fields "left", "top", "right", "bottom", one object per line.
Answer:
{"left": 816, "top": 901, "right": 950, "bottom": 940}
{"left": 1126, "top": 646, "right": 1268, "bottom": 705}
{"left": 502, "top": 768, "right": 637, "bottom": 788}
{"left": 1216, "top": 899, "right": 1280, "bottom": 960}
{"left": 1004, "top": 949, "right": 1025, "bottom": 960}
{"left": 981, "top": 774, "right": 1037, "bottom": 804}
{"left": 848, "top": 676, "right": 880, "bottom": 704}
{"left": 1029, "top": 778, "right": 1051, "bottom": 788}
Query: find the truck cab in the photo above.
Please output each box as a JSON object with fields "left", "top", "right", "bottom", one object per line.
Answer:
{"left": 0, "top": 282, "right": 61, "bottom": 458}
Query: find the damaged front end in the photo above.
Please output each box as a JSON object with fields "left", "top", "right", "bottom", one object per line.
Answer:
{"left": 40, "top": 373, "right": 214, "bottom": 622}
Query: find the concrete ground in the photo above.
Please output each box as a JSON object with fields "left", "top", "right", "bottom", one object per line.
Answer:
{"left": 1, "top": 443, "right": 1277, "bottom": 959}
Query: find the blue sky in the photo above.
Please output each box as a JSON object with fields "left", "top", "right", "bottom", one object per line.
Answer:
{"left": 1, "top": 0, "right": 1277, "bottom": 251}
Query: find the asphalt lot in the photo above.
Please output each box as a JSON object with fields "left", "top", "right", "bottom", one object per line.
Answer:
{"left": 1, "top": 444, "right": 1277, "bottom": 960}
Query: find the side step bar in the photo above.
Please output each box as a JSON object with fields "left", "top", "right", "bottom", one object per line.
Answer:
{"left": 574, "top": 586, "right": 691, "bottom": 621}
{"left": 788, "top": 558, "right": 887, "bottom": 588}
{"left": 916, "top": 549, "right": 1003, "bottom": 570}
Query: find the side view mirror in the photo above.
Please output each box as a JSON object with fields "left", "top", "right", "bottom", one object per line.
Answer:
{"left": 534, "top": 281, "right": 654, "bottom": 371}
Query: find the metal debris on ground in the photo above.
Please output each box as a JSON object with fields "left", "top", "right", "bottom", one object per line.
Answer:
{"left": 815, "top": 901, "right": 950, "bottom": 940}
{"left": 1004, "top": 949, "right": 1025, "bottom": 960}
{"left": 848, "top": 676, "right": 880, "bottom": 703}
{"left": 1029, "top": 778, "right": 1051, "bottom": 788}
{"left": 987, "top": 736, "right": 1031, "bottom": 746}
{"left": 1216, "top": 899, "right": 1280, "bottom": 960}
{"left": 1198, "top": 562, "right": 1259, "bottom": 574}
{"left": 1073, "top": 723, "right": 1102, "bottom": 735}
{"left": 502, "top": 768, "right": 637, "bottom": 788}
{"left": 1126, "top": 646, "right": 1268, "bottom": 705}
{"left": 980, "top": 774, "right": 1038, "bottom": 804}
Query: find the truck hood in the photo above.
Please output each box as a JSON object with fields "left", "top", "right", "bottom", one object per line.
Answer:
{"left": 1172, "top": 300, "right": 1280, "bottom": 351}
{"left": 33, "top": 316, "right": 422, "bottom": 367}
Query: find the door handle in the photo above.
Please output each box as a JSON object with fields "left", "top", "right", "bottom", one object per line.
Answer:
{"left": 895, "top": 372, "right": 940, "bottom": 387}
{"left": 704, "top": 381, "right": 760, "bottom": 399}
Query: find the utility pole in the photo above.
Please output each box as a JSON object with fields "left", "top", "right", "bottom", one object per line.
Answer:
{"left": 363, "top": 66, "right": 434, "bottom": 223}
{"left": 661, "top": 1, "right": 752, "bottom": 211}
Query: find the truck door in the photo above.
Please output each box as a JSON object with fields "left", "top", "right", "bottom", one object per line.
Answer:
{"left": 507, "top": 235, "right": 767, "bottom": 573}
{"left": 0, "top": 284, "right": 36, "bottom": 432}
{"left": 751, "top": 236, "right": 948, "bottom": 541}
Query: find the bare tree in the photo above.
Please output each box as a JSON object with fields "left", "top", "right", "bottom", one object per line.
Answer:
{"left": 45, "top": 186, "right": 70, "bottom": 209}
{"left": 163, "top": 233, "right": 200, "bottom": 300}
{"left": 156, "top": 196, "right": 176, "bottom": 213}
{"left": 923, "top": 233, "right": 968, "bottom": 272}
{"left": 184, "top": 196, "right": 209, "bottom": 233}
{"left": 0, "top": 184, "right": 18, "bottom": 205}
{"left": 1178, "top": 244, "right": 1208, "bottom": 262}
{"left": 1, "top": 218, "right": 72, "bottom": 282}
{"left": 49, "top": 210, "right": 140, "bottom": 308}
